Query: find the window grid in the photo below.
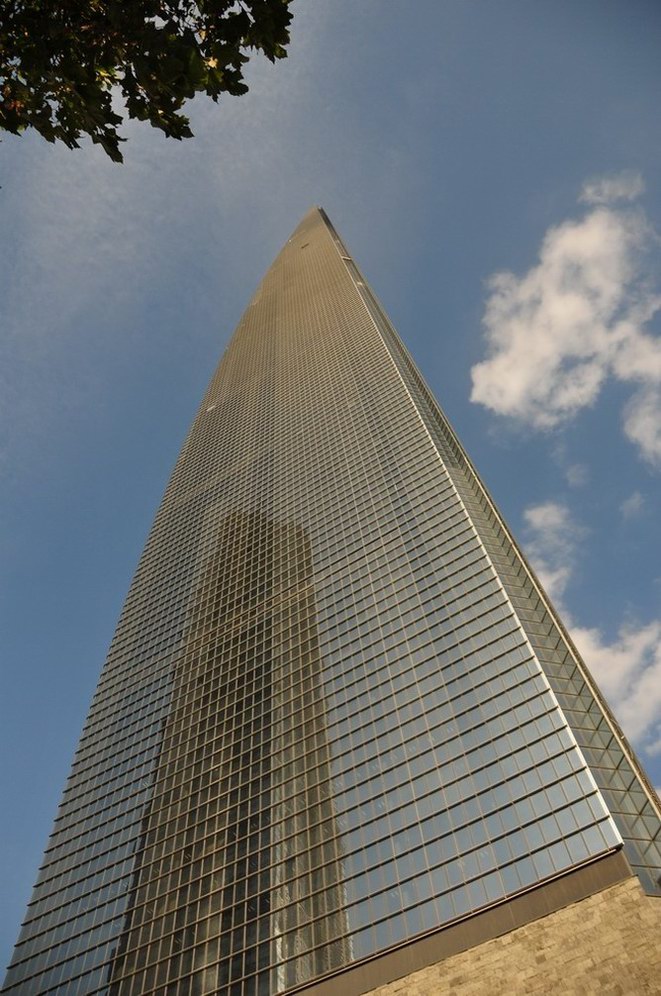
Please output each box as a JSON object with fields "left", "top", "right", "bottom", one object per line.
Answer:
{"left": 5, "top": 208, "right": 656, "bottom": 996}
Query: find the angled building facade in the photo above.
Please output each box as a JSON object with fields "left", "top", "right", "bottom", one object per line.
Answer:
{"left": 3, "top": 208, "right": 660, "bottom": 996}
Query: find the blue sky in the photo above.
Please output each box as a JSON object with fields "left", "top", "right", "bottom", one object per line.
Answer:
{"left": 2, "top": 0, "right": 661, "bottom": 970}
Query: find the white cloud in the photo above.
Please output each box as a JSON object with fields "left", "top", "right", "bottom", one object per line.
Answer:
{"left": 523, "top": 501, "right": 583, "bottom": 602}
{"left": 620, "top": 490, "right": 645, "bottom": 519}
{"left": 622, "top": 386, "right": 661, "bottom": 465}
{"left": 571, "top": 621, "right": 661, "bottom": 747}
{"left": 523, "top": 500, "right": 661, "bottom": 753}
{"left": 471, "top": 175, "right": 661, "bottom": 466}
{"left": 580, "top": 170, "right": 645, "bottom": 205}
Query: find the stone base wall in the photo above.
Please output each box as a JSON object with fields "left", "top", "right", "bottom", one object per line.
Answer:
{"left": 367, "top": 877, "right": 661, "bottom": 996}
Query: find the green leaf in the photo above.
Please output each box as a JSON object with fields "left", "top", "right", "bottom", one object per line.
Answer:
{"left": 0, "top": 0, "right": 292, "bottom": 161}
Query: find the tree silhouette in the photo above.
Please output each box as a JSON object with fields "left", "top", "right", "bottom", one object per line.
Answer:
{"left": 0, "top": 0, "right": 292, "bottom": 162}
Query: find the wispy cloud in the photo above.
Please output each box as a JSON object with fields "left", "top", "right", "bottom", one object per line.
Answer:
{"left": 523, "top": 501, "right": 584, "bottom": 602}
{"left": 523, "top": 500, "right": 661, "bottom": 753}
{"left": 565, "top": 463, "right": 589, "bottom": 488}
{"left": 579, "top": 169, "right": 645, "bottom": 205}
{"left": 0, "top": 1, "right": 416, "bottom": 486}
{"left": 550, "top": 442, "right": 589, "bottom": 489}
{"left": 571, "top": 620, "right": 661, "bottom": 745}
{"left": 471, "top": 172, "right": 661, "bottom": 466}
{"left": 620, "top": 490, "right": 645, "bottom": 519}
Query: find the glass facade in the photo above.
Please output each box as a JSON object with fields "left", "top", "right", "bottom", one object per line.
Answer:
{"left": 3, "top": 207, "right": 660, "bottom": 996}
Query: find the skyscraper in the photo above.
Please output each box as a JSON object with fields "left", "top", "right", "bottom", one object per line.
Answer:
{"left": 3, "top": 208, "right": 660, "bottom": 996}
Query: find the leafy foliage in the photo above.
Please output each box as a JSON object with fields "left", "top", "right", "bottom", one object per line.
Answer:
{"left": 0, "top": 0, "right": 292, "bottom": 162}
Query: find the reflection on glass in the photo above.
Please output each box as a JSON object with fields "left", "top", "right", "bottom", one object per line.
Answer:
{"left": 107, "top": 511, "right": 348, "bottom": 995}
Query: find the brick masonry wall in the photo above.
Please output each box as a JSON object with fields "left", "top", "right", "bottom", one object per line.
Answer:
{"left": 366, "top": 877, "right": 661, "bottom": 995}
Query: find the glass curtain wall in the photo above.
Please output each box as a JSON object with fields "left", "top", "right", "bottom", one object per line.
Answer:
{"left": 3, "top": 208, "right": 659, "bottom": 996}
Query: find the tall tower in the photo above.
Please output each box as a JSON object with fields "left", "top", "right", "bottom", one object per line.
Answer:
{"left": 3, "top": 209, "right": 660, "bottom": 996}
